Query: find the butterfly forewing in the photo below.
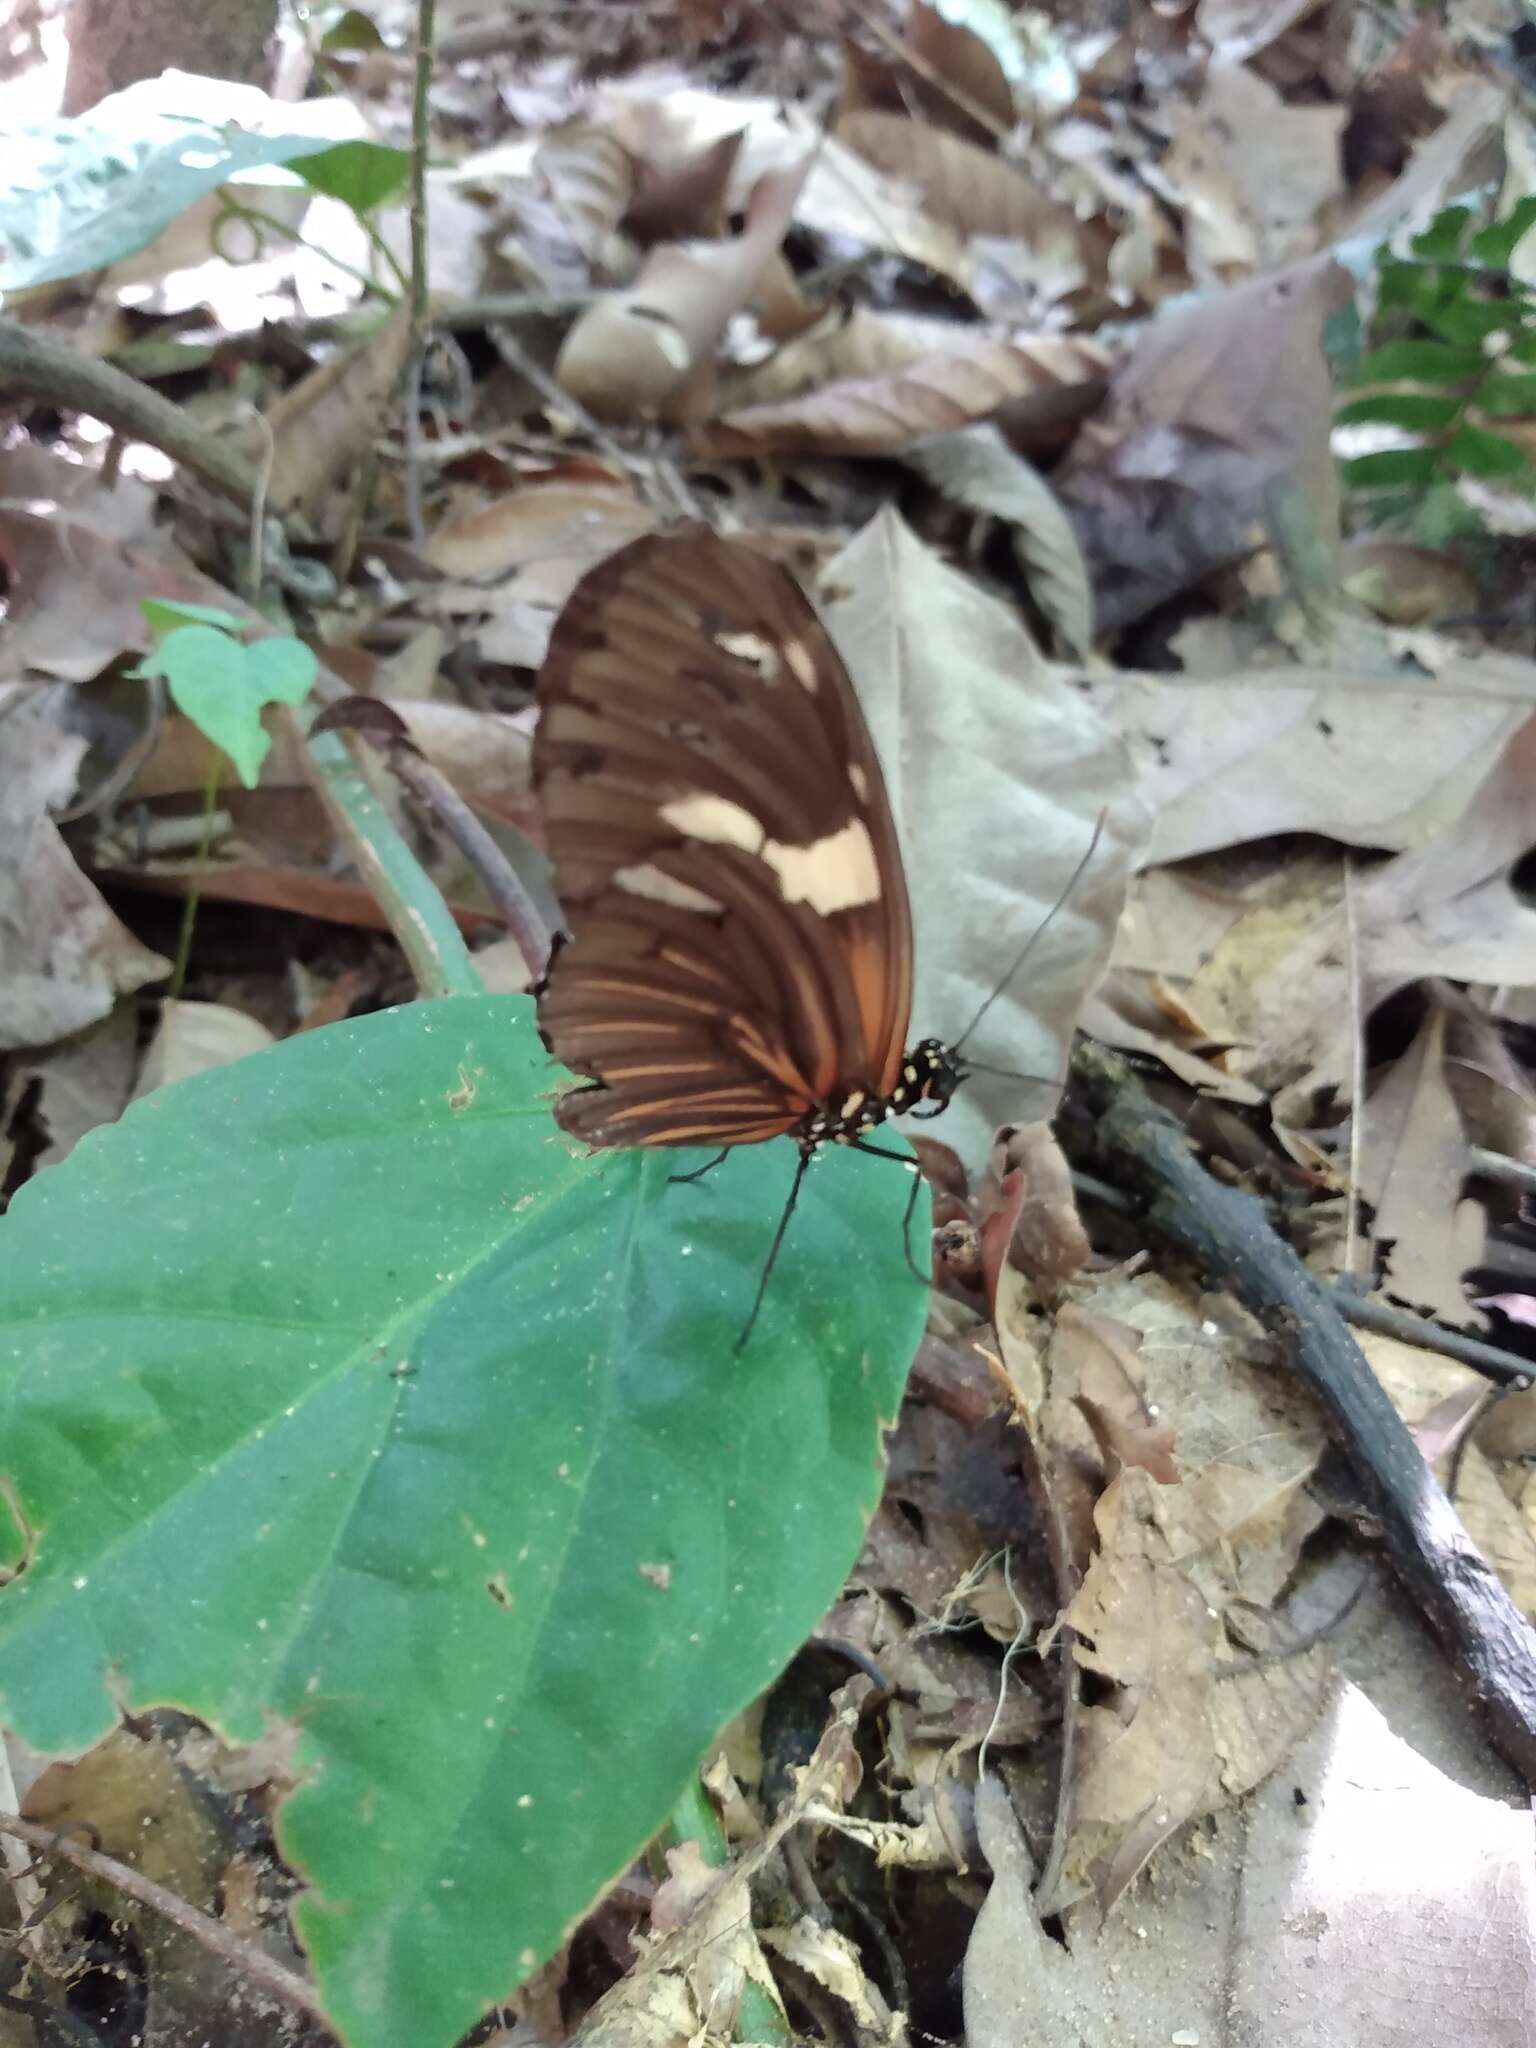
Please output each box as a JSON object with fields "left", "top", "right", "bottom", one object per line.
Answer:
{"left": 533, "top": 526, "right": 914, "bottom": 1148}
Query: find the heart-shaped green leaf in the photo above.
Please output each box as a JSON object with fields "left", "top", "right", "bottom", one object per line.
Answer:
{"left": 135, "top": 624, "right": 318, "bottom": 784}
{"left": 0, "top": 996, "right": 925, "bottom": 2048}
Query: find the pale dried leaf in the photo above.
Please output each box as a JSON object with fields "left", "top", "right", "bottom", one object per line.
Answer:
{"left": 837, "top": 111, "right": 1088, "bottom": 304}
{"left": 902, "top": 425, "right": 1094, "bottom": 658}
{"left": 131, "top": 1000, "right": 275, "bottom": 1099}
{"left": 0, "top": 694, "right": 169, "bottom": 1051}
{"left": 266, "top": 298, "right": 414, "bottom": 527}
{"left": 1357, "top": 1007, "right": 1481, "bottom": 1326}
{"left": 1196, "top": 0, "right": 1329, "bottom": 63}
{"left": 1356, "top": 712, "right": 1536, "bottom": 989}
{"left": 1342, "top": 538, "right": 1478, "bottom": 627}
{"left": 759, "top": 1919, "right": 896, "bottom": 2039}
{"left": 532, "top": 121, "right": 635, "bottom": 264}
{"left": 1058, "top": 257, "right": 1347, "bottom": 633}
{"left": 1151, "top": 65, "right": 1346, "bottom": 279}
{"left": 693, "top": 332, "right": 1103, "bottom": 462}
{"left": 822, "top": 510, "right": 1146, "bottom": 1168}
{"left": 555, "top": 155, "right": 811, "bottom": 422}
{"left": 600, "top": 89, "right": 975, "bottom": 289}
{"left": 7, "top": 1006, "right": 138, "bottom": 1167}
{"left": 1451, "top": 1443, "right": 1536, "bottom": 1623}
{"left": 1085, "top": 653, "right": 1536, "bottom": 868}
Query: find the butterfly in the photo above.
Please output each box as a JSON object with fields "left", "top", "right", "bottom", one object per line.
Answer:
{"left": 532, "top": 524, "right": 1060, "bottom": 1347}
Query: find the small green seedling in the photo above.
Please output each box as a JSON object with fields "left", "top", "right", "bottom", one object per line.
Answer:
{"left": 132, "top": 601, "right": 318, "bottom": 787}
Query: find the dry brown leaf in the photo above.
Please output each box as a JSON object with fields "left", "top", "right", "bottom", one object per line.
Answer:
{"left": 265, "top": 297, "right": 415, "bottom": 527}
{"left": 555, "top": 154, "right": 812, "bottom": 422}
{"left": 1357, "top": 1006, "right": 1482, "bottom": 1326}
{"left": 0, "top": 692, "right": 169, "bottom": 1052}
{"left": 1342, "top": 538, "right": 1478, "bottom": 626}
{"left": 626, "top": 126, "right": 743, "bottom": 244}
{"left": 986, "top": 1122, "right": 1091, "bottom": 1297}
{"left": 420, "top": 478, "right": 658, "bottom": 669}
{"left": 692, "top": 330, "right": 1103, "bottom": 460}
{"left": 532, "top": 120, "right": 635, "bottom": 265}
{"left": 1150, "top": 64, "right": 1346, "bottom": 279}
{"left": 1062, "top": 1464, "right": 1329, "bottom": 1911}
{"left": 838, "top": 109, "right": 1088, "bottom": 303}
{"left": 1058, "top": 255, "right": 1348, "bottom": 632}
{"left": 596, "top": 87, "right": 973, "bottom": 287}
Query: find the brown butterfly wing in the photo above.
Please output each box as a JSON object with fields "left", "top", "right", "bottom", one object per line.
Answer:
{"left": 533, "top": 526, "right": 914, "bottom": 1149}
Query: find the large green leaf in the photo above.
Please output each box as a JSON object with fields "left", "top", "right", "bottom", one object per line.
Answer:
{"left": 0, "top": 998, "right": 925, "bottom": 2048}
{"left": 0, "top": 75, "right": 408, "bottom": 291}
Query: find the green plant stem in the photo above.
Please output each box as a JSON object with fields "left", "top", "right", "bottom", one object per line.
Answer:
{"left": 408, "top": 0, "right": 438, "bottom": 352}
{"left": 212, "top": 194, "right": 397, "bottom": 304}
{"left": 662, "top": 1778, "right": 790, "bottom": 2046}
{"left": 300, "top": 719, "right": 483, "bottom": 998}
{"left": 167, "top": 754, "right": 222, "bottom": 1001}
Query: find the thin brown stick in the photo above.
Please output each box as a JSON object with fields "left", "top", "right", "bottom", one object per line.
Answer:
{"left": 1329, "top": 1288, "right": 1533, "bottom": 1390}
{"left": 0, "top": 1813, "right": 331, "bottom": 2030}
{"left": 0, "top": 317, "right": 300, "bottom": 536}
{"left": 386, "top": 742, "right": 553, "bottom": 979}
{"left": 1073, "top": 1038, "right": 1536, "bottom": 1789}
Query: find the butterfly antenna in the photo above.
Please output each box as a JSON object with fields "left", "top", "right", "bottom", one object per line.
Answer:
{"left": 950, "top": 811, "right": 1108, "bottom": 1057}
{"left": 735, "top": 1147, "right": 813, "bottom": 1353}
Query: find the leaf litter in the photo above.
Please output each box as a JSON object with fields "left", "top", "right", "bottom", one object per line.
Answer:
{"left": 7, "top": 1, "right": 1536, "bottom": 2045}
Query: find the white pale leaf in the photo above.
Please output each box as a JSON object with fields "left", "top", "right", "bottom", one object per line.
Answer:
{"left": 820, "top": 509, "right": 1148, "bottom": 1168}
{"left": 131, "top": 1000, "right": 275, "bottom": 1100}
{"left": 902, "top": 425, "right": 1095, "bottom": 659}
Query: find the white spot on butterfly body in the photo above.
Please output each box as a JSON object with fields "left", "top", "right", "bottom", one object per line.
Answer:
{"left": 659, "top": 795, "right": 881, "bottom": 914}
{"left": 839, "top": 1090, "right": 866, "bottom": 1121}
{"left": 848, "top": 763, "right": 869, "bottom": 801}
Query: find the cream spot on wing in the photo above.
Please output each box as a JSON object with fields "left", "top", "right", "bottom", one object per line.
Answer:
{"left": 613, "top": 862, "right": 722, "bottom": 915}
{"left": 661, "top": 796, "right": 881, "bottom": 915}
{"left": 762, "top": 818, "right": 880, "bottom": 913}
{"left": 715, "top": 630, "right": 780, "bottom": 681}
{"left": 839, "top": 1090, "right": 866, "bottom": 1120}
{"left": 782, "top": 638, "right": 819, "bottom": 692}
{"left": 661, "top": 793, "right": 764, "bottom": 854}
{"left": 848, "top": 763, "right": 869, "bottom": 802}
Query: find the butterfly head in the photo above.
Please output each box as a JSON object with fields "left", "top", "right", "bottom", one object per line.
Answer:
{"left": 891, "top": 1039, "right": 964, "bottom": 1123}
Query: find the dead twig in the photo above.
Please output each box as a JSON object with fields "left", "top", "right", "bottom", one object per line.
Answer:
{"left": 0, "top": 1813, "right": 332, "bottom": 2032}
{"left": 0, "top": 317, "right": 305, "bottom": 542}
{"left": 1327, "top": 1288, "right": 1533, "bottom": 1390}
{"left": 1071, "top": 1038, "right": 1536, "bottom": 1790}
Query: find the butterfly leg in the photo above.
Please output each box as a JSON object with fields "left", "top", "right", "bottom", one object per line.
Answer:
{"left": 669, "top": 1147, "right": 730, "bottom": 1187}
{"left": 844, "top": 1139, "right": 931, "bottom": 1286}
{"left": 735, "top": 1144, "right": 813, "bottom": 1354}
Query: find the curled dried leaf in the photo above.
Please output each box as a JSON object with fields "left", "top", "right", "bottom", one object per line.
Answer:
{"left": 837, "top": 109, "right": 1088, "bottom": 297}
{"left": 555, "top": 155, "right": 812, "bottom": 422}
{"left": 691, "top": 332, "right": 1105, "bottom": 460}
